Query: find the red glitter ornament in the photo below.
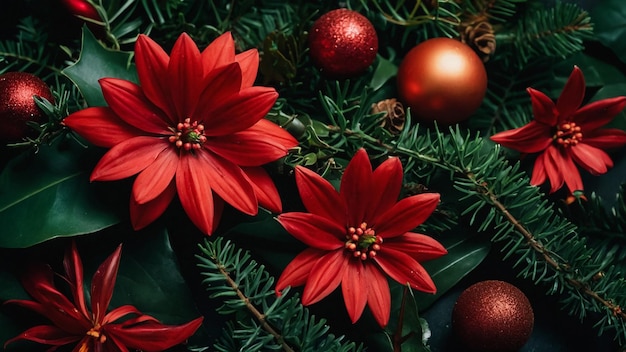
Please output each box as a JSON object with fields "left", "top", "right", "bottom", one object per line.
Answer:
{"left": 308, "top": 8, "right": 378, "bottom": 78}
{"left": 397, "top": 37, "right": 487, "bottom": 125}
{"left": 0, "top": 72, "right": 54, "bottom": 144}
{"left": 452, "top": 280, "right": 534, "bottom": 352}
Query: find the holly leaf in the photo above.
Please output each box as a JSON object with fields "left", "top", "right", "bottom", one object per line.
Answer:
{"left": 590, "top": 0, "right": 626, "bottom": 65}
{"left": 63, "top": 26, "right": 137, "bottom": 107}
{"left": 414, "top": 229, "right": 491, "bottom": 311}
{"left": 0, "top": 141, "right": 121, "bottom": 248}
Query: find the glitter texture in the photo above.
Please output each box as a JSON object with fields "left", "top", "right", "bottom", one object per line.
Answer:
{"left": 452, "top": 280, "right": 534, "bottom": 351}
{"left": 0, "top": 72, "right": 53, "bottom": 143}
{"left": 308, "top": 8, "right": 378, "bottom": 78}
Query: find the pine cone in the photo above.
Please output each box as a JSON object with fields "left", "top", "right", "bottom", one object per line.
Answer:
{"left": 371, "top": 98, "right": 405, "bottom": 134}
{"left": 460, "top": 20, "right": 496, "bottom": 62}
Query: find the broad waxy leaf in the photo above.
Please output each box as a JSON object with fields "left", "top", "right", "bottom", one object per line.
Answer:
{"left": 414, "top": 230, "right": 491, "bottom": 311}
{"left": 590, "top": 0, "right": 626, "bottom": 65}
{"left": 63, "top": 26, "right": 138, "bottom": 107}
{"left": 0, "top": 141, "right": 121, "bottom": 248}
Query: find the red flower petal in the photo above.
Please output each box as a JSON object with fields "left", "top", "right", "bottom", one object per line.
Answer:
{"left": 340, "top": 148, "right": 373, "bottom": 226}
{"left": 277, "top": 213, "right": 345, "bottom": 250}
{"left": 373, "top": 193, "right": 440, "bottom": 239}
{"left": 105, "top": 317, "right": 204, "bottom": 352}
{"left": 168, "top": 33, "right": 203, "bottom": 120}
{"left": 4, "top": 298, "right": 89, "bottom": 335}
{"left": 193, "top": 62, "right": 242, "bottom": 125}
{"left": 530, "top": 153, "right": 547, "bottom": 187}
{"left": 527, "top": 88, "right": 558, "bottom": 126}
{"left": 207, "top": 119, "right": 296, "bottom": 166}
{"left": 365, "top": 156, "right": 403, "bottom": 221}
{"left": 242, "top": 166, "right": 282, "bottom": 213}
{"left": 584, "top": 128, "right": 626, "bottom": 149}
{"left": 275, "top": 248, "right": 326, "bottom": 294}
{"left": 63, "top": 242, "right": 89, "bottom": 317}
{"left": 102, "top": 305, "right": 148, "bottom": 325}
{"left": 569, "top": 143, "right": 613, "bottom": 175}
{"left": 384, "top": 233, "right": 447, "bottom": 262}
{"left": 556, "top": 65, "right": 585, "bottom": 120}
{"left": 91, "top": 137, "right": 170, "bottom": 182}
{"left": 135, "top": 34, "right": 176, "bottom": 122}
{"left": 90, "top": 244, "right": 123, "bottom": 324}
{"left": 574, "top": 96, "right": 626, "bottom": 131}
{"left": 130, "top": 180, "right": 176, "bottom": 230}
{"left": 132, "top": 148, "right": 178, "bottom": 204}
{"left": 19, "top": 262, "right": 91, "bottom": 331}
{"left": 302, "top": 250, "right": 347, "bottom": 305}
{"left": 364, "top": 263, "right": 391, "bottom": 327}
{"left": 63, "top": 107, "right": 143, "bottom": 148}
{"left": 197, "top": 85, "right": 276, "bottom": 137}
{"left": 4, "top": 325, "right": 80, "bottom": 349}
{"left": 235, "top": 49, "right": 259, "bottom": 88}
{"left": 176, "top": 154, "right": 216, "bottom": 235}
{"left": 341, "top": 260, "right": 368, "bottom": 323}
{"left": 196, "top": 151, "right": 257, "bottom": 216}
{"left": 542, "top": 146, "right": 583, "bottom": 193}
{"left": 490, "top": 120, "right": 553, "bottom": 153}
{"left": 100, "top": 78, "right": 172, "bottom": 134}
{"left": 374, "top": 249, "right": 437, "bottom": 293}
{"left": 292, "top": 165, "right": 347, "bottom": 226}
{"left": 201, "top": 32, "right": 236, "bottom": 73}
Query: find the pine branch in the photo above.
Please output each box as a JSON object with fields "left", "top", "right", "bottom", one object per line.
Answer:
{"left": 196, "top": 237, "right": 363, "bottom": 352}
{"left": 497, "top": 1, "right": 593, "bottom": 68}
{"left": 304, "top": 81, "right": 626, "bottom": 346}
{"left": 0, "top": 17, "right": 64, "bottom": 78}
{"left": 364, "top": 0, "right": 462, "bottom": 41}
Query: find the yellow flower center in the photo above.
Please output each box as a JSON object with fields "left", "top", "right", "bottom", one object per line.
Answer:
{"left": 78, "top": 325, "right": 107, "bottom": 351}
{"left": 345, "top": 222, "right": 383, "bottom": 261}
{"left": 554, "top": 121, "right": 582, "bottom": 147}
{"left": 168, "top": 118, "right": 207, "bottom": 151}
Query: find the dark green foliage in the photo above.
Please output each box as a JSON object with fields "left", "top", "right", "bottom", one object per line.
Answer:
{"left": 196, "top": 237, "right": 364, "bottom": 352}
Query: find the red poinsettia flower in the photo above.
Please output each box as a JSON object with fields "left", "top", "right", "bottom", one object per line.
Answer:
{"left": 275, "top": 149, "right": 447, "bottom": 327}
{"left": 4, "top": 241, "right": 203, "bottom": 351}
{"left": 491, "top": 66, "right": 626, "bottom": 194}
{"left": 63, "top": 32, "right": 298, "bottom": 234}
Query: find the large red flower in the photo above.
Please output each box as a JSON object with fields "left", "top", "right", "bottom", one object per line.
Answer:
{"left": 275, "top": 149, "right": 447, "bottom": 327}
{"left": 4, "top": 241, "right": 203, "bottom": 351}
{"left": 491, "top": 66, "right": 626, "bottom": 194}
{"left": 63, "top": 32, "right": 298, "bottom": 234}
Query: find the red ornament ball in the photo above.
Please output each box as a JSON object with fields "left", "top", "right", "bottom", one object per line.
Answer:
{"left": 452, "top": 280, "right": 534, "bottom": 352}
{"left": 308, "top": 8, "right": 378, "bottom": 78}
{"left": 60, "top": 0, "right": 101, "bottom": 22}
{"left": 397, "top": 37, "right": 487, "bottom": 125}
{"left": 0, "top": 72, "right": 54, "bottom": 144}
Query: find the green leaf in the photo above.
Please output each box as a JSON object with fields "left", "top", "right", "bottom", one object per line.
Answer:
{"left": 590, "top": 0, "right": 626, "bottom": 65}
{"left": 63, "top": 26, "right": 137, "bottom": 107}
{"left": 382, "top": 285, "right": 431, "bottom": 352}
{"left": 414, "top": 229, "right": 491, "bottom": 311}
{"left": 370, "top": 54, "right": 398, "bottom": 91}
{"left": 0, "top": 141, "right": 121, "bottom": 248}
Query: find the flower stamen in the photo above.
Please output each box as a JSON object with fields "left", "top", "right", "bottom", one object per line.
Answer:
{"left": 169, "top": 118, "right": 207, "bottom": 151}
{"left": 554, "top": 121, "right": 583, "bottom": 147}
{"left": 345, "top": 222, "right": 382, "bottom": 261}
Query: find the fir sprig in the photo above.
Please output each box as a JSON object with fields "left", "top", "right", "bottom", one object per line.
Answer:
{"left": 497, "top": 1, "right": 593, "bottom": 68}
{"left": 196, "top": 237, "right": 363, "bottom": 352}
{"left": 304, "top": 85, "right": 626, "bottom": 346}
{"left": 0, "top": 17, "right": 63, "bottom": 78}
